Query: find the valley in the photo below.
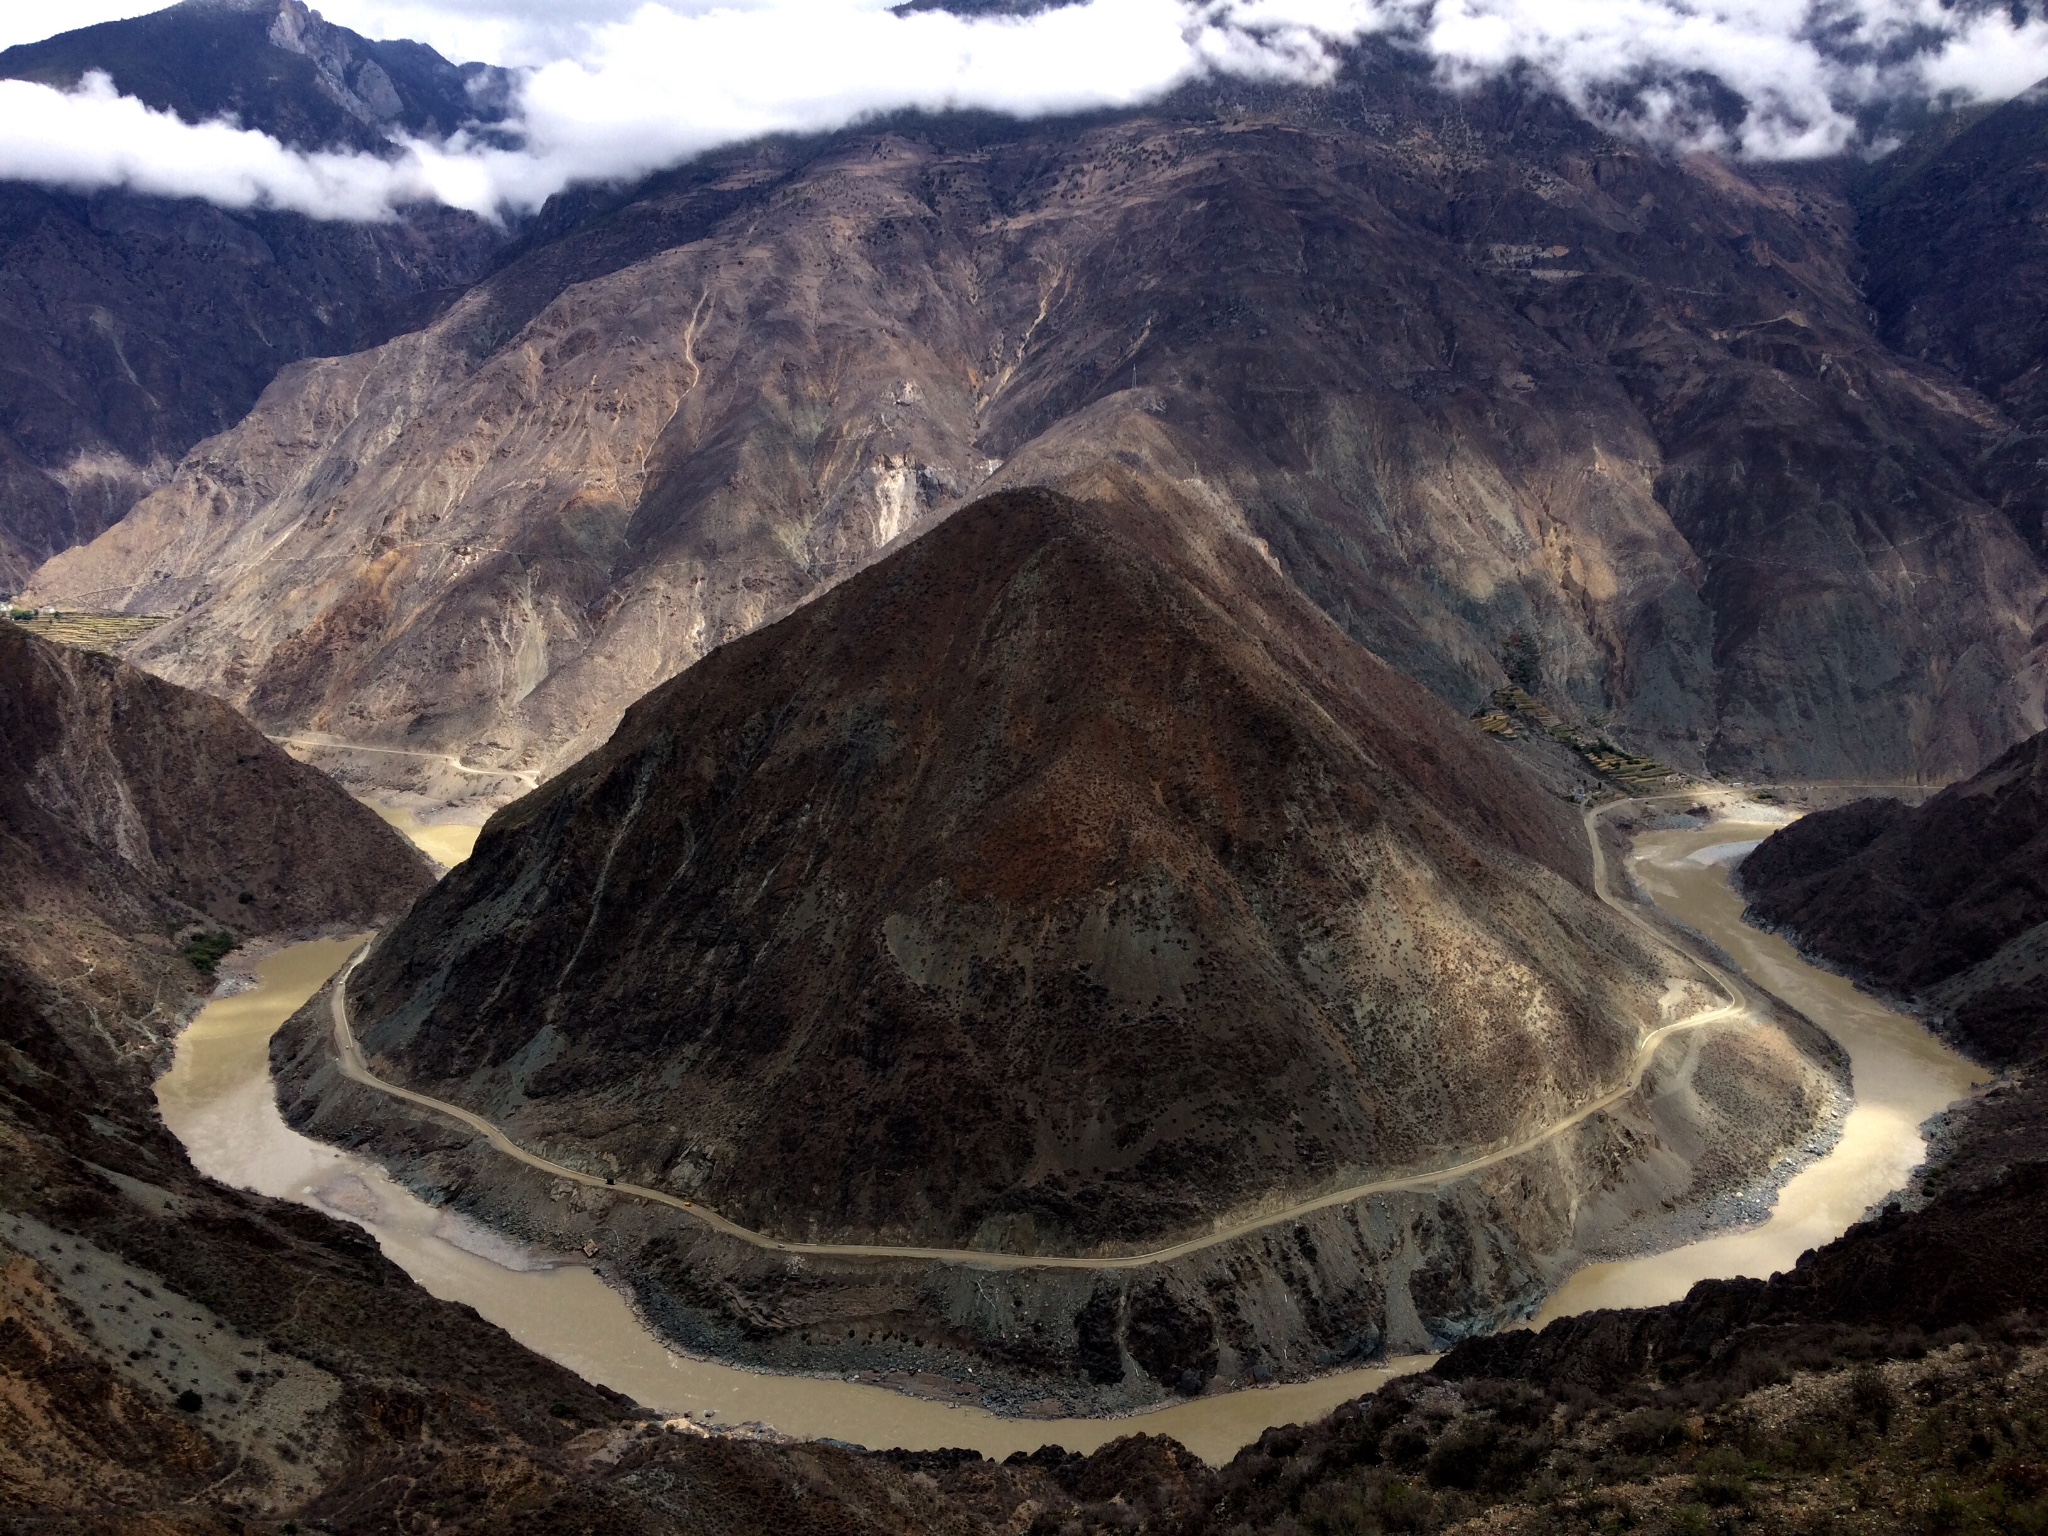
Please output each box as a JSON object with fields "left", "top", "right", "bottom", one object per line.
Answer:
{"left": 4, "top": 1, "right": 2047, "bottom": 1528}
{"left": 158, "top": 778, "right": 1970, "bottom": 1462}
{"left": 24, "top": 49, "right": 2048, "bottom": 795}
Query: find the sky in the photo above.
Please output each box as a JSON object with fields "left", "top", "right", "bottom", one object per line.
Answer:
{"left": 3, "top": 0, "right": 2048, "bottom": 221}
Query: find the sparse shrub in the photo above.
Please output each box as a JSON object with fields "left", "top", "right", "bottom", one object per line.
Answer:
{"left": 1426, "top": 1419, "right": 1498, "bottom": 1490}
{"left": 1691, "top": 1467, "right": 1752, "bottom": 1509}
{"left": 1775, "top": 1422, "right": 1851, "bottom": 1472}
{"left": 1849, "top": 1366, "right": 1897, "bottom": 1433}
{"left": 182, "top": 930, "right": 236, "bottom": 975}
{"left": 1614, "top": 1407, "right": 1689, "bottom": 1456}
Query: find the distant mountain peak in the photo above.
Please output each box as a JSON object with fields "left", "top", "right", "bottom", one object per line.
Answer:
{"left": 0, "top": 0, "right": 510, "bottom": 150}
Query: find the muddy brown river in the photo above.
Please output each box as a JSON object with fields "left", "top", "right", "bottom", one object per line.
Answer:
{"left": 154, "top": 800, "right": 1980, "bottom": 1462}
{"left": 1533, "top": 809, "right": 1983, "bottom": 1322}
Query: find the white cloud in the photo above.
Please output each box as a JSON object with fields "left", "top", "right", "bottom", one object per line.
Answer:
{"left": 5, "top": 0, "right": 2048, "bottom": 222}
{"left": 0, "top": 69, "right": 446, "bottom": 215}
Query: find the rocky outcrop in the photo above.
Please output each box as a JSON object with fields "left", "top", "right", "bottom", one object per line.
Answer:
{"left": 29, "top": 55, "right": 2048, "bottom": 788}
{"left": 0, "top": 2, "right": 506, "bottom": 583}
{"left": 1739, "top": 729, "right": 2048, "bottom": 1066}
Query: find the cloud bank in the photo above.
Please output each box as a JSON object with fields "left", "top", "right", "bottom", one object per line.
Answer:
{"left": 5, "top": 0, "right": 2048, "bottom": 221}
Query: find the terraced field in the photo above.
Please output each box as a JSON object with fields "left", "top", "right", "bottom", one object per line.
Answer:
{"left": 1487, "top": 688, "right": 1685, "bottom": 792}
{"left": 6, "top": 611, "right": 167, "bottom": 653}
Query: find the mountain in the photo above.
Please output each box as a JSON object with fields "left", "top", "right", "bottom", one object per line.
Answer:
{"left": 0, "top": 616, "right": 432, "bottom": 945}
{"left": 0, "top": 618, "right": 1052, "bottom": 1530}
{"left": 1740, "top": 729, "right": 2048, "bottom": 1066}
{"left": 0, "top": 0, "right": 507, "bottom": 586}
{"left": 338, "top": 485, "right": 1663, "bottom": 1249}
{"left": 0, "top": 0, "right": 510, "bottom": 152}
{"left": 1854, "top": 81, "right": 2048, "bottom": 562}
{"left": 29, "top": 52, "right": 2046, "bottom": 789}
{"left": 271, "top": 484, "right": 1840, "bottom": 1402}
{"left": 1858, "top": 82, "right": 2048, "bottom": 442}
{"left": 0, "top": 621, "right": 582, "bottom": 1519}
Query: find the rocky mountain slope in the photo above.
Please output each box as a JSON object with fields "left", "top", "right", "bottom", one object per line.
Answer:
{"left": 0, "top": 0, "right": 509, "bottom": 151}
{"left": 1740, "top": 729, "right": 2048, "bottom": 1067}
{"left": 271, "top": 486, "right": 1836, "bottom": 1403}
{"left": 0, "top": 620, "right": 549, "bottom": 1522}
{"left": 0, "top": 0, "right": 505, "bottom": 585}
{"left": 0, "top": 616, "right": 433, "bottom": 945}
{"left": 29, "top": 52, "right": 2048, "bottom": 789}
{"left": 0, "top": 615, "right": 1112, "bottom": 1531}
{"left": 340, "top": 485, "right": 1667, "bottom": 1251}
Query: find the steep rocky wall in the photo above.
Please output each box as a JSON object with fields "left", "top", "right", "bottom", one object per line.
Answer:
{"left": 1739, "top": 729, "right": 2048, "bottom": 1067}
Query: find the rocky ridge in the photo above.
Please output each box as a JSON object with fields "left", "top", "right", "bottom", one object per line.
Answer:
{"left": 0, "top": 0, "right": 507, "bottom": 584}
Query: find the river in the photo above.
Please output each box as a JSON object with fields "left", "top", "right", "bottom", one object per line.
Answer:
{"left": 1532, "top": 807, "right": 1983, "bottom": 1322}
{"left": 153, "top": 798, "right": 1980, "bottom": 1462}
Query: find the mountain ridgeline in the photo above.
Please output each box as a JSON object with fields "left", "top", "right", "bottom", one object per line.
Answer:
{"left": 0, "top": 0, "right": 507, "bottom": 584}
{"left": 22, "top": 33, "right": 2048, "bottom": 788}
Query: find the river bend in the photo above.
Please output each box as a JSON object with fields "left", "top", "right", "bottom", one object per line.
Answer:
{"left": 154, "top": 796, "right": 1980, "bottom": 1462}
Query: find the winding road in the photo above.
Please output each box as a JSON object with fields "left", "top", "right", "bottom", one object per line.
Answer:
{"left": 319, "top": 795, "right": 1769, "bottom": 1272}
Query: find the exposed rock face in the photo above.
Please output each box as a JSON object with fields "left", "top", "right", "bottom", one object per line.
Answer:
{"left": 1855, "top": 82, "right": 2048, "bottom": 562}
{"left": 0, "top": 618, "right": 432, "bottom": 945}
{"left": 0, "top": 2, "right": 505, "bottom": 583}
{"left": 29, "top": 58, "right": 2048, "bottom": 786}
{"left": 1740, "top": 730, "right": 2048, "bottom": 1065}
{"left": 342, "top": 486, "right": 1669, "bottom": 1253}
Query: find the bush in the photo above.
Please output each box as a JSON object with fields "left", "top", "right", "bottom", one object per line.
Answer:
{"left": 1849, "top": 1366, "right": 1897, "bottom": 1433}
{"left": 174, "top": 1389, "right": 202, "bottom": 1412}
{"left": 1501, "top": 631, "right": 1542, "bottom": 694}
{"left": 182, "top": 930, "right": 236, "bottom": 976}
{"left": 1614, "top": 1408, "right": 1689, "bottom": 1455}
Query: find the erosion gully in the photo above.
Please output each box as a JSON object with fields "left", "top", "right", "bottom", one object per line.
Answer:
{"left": 154, "top": 795, "right": 1980, "bottom": 1465}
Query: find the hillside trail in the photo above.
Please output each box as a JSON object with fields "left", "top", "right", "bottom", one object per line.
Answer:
{"left": 271, "top": 733, "right": 541, "bottom": 789}
{"left": 322, "top": 795, "right": 1759, "bottom": 1271}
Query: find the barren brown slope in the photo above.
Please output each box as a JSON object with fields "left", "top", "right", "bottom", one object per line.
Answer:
{"left": 0, "top": 619, "right": 433, "bottom": 942}
{"left": 0, "top": 620, "right": 1034, "bottom": 1530}
{"left": 0, "top": 624, "right": 607, "bottom": 1524}
{"left": 347, "top": 487, "right": 1664, "bottom": 1253}
{"left": 1740, "top": 729, "right": 2048, "bottom": 1067}
{"left": 28, "top": 57, "right": 2048, "bottom": 789}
